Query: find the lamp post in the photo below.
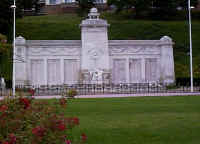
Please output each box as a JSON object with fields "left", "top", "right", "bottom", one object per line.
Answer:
{"left": 188, "top": 0, "right": 194, "bottom": 92}
{"left": 11, "top": 0, "right": 16, "bottom": 97}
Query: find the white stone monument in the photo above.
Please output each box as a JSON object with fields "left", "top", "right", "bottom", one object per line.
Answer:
{"left": 80, "top": 8, "right": 110, "bottom": 84}
{"left": 15, "top": 8, "right": 175, "bottom": 86}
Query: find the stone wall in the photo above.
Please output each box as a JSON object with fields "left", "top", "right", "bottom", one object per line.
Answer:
{"left": 108, "top": 38, "right": 174, "bottom": 84}
{"left": 15, "top": 36, "right": 174, "bottom": 85}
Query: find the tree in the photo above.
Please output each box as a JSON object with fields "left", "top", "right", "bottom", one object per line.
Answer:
{"left": 0, "top": 34, "right": 12, "bottom": 81}
{"left": 107, "top": 0, "right": 151, "bottom": 18}
{"left": 18, "top": 0, "right": 40, "bottom": 13}
{"left": 76, "top": 0, "right": 95, "bottom": 16}
{"left": 152, "top": 0, "right": 198, "bottom": 20}
{"left": 0, "top": 0, "right": 40, "bottom": 39}
{"left": 107, "top": 0, "right": 134, "bottom": 13}
{"left": 178, "top": 0, "right": 198, "bottom": 9}
{"left": 0, "top": 0, "right": 13, "bottom": 36}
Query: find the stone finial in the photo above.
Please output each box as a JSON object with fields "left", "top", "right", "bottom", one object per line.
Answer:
{"left": 160, "top": 36, "right": 172, "bottom": 43}
{"left": 16, "top": 36, "right": 26, "bottom": 45}
{"left": 88, "top": 7, "right": 100, "bottom": 19}
{"left": 90, "top": 7, "right": 98, "bottom": 13}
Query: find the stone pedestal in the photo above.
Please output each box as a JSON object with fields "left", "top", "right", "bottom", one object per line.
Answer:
{"left": 80, "top": 8, "right": 110, "bottom": 84}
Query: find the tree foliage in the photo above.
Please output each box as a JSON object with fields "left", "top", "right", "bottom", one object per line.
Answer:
{"left": 0, "top": 34, "right": 12, "bottom": 80}
{"left": 0, "top": 0, "right": 39, "bottom": 37}
{"left": 76, "top": 0, "right": 95, "bottom": 16}
{"left": 107, "top": 0, "right": 199, "bottom": 20}
{"left": 0, "top": 0, "right": 13, "bottom": 36}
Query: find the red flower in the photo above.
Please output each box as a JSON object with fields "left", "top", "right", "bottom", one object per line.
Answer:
{"left": 32, "top": 126, "right": 46, "bottom": 137}
{"left": 72, "top": 117, "right": 79, "bottom": 125}
{"left": 1, "top": 39, "right": 7, "bottom": 43}
{"left": 65, "top": 140, "right": 71, "bottom": 144}
{"left": 0, "top": 105, "right": 8, "bottom": 112}
{"left": 81, "top": 133, "right": 87, "bottom": 142}
{"left": 8, "top": 133, "right": 16, "bottom": 144}
{"left": 2, "top": 141, "right": 9, "bottom": 144}
{"left": 29, "top": 89, "right": 35, "bottom": 96}
{"left": 19, "top": 98, "right": 31, "bottom": 109}
{"left": 59, "top": 98, "right": 67, "bottom": 107}
{"left": 57, "top": 122, "right": 66, "bottom": 131}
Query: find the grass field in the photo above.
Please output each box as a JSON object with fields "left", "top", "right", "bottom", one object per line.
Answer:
{"left": 15, "top": 13, "right": 200, "bottom": 78}
{"left": 48, "top": 96, "right": 200, "bottom": 144}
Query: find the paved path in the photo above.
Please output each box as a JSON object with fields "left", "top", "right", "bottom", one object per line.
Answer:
{"left": 1, "top": 92, "right": 200, "bottom": 100}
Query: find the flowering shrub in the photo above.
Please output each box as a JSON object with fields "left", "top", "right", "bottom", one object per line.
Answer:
{"left": 66, "top": 89, "right": 77, "bottom": 98}
{"left": 0, "top": 97, "right": 87, "bottom": 144}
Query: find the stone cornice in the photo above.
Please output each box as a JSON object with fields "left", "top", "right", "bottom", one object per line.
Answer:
{"left": 25, "top": 40, "right": 81, "bottom": 47}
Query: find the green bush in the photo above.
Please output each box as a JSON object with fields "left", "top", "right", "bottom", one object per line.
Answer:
{"left": 67, "top": 89, "right": 78, "bottom": 98}
{"left": 191, "top": 10, "right": 200, "bottom": 20}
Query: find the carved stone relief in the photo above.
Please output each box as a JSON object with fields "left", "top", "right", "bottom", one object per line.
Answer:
{"left": 109, "top": 46, "right": 160, "bottom": 55}
{"left": 28, "top": 47, "right": 80, "bottom": 56}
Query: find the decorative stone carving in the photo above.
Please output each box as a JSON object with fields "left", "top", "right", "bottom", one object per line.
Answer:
{"left": 89, "top": 69, "right": 104, "bottom": 84}
{"left": 80, "top": 69, "right": 111, "bottom": 84}
{"left": 160, "top": 36, "right": 173, "bottom": 43}
{"left": 28, "top": 47, "right": 80, "bottom": 56}
{"left": 16, "top": 36, "right": 26, "bottom": 45}
{"left": 109, "top": 45, "right": 160, "bottom": 55}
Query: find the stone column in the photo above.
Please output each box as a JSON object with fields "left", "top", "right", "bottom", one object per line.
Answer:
{"left": 160, "top": 36, "right": 175, "bottom": 84}
{"left": 44, "top": 58, "right": 48, "bottom": 85}
{"left": 126, "top": 58, "right": 129, "bottom": 83}
{"left": 46, "top": 0, "right": 50, "bottom": 5}
{"left": 60, "top": 59, "right": 64, "bottom": 84}
{"left": 141, "top": 58, "right": 146, "bottom": 82}
{"left": 15, "top": 36, "right": 27, "bottom": 85}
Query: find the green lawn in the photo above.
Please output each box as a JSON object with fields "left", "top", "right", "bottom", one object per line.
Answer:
{"left": 15, "top": 13, "right": 200, "bottom": 78}
{"left": 50, "top": 96, "right": 200, "bottom": 144}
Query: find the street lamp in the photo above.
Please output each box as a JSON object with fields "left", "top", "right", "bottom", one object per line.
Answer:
{"left": 11, "top": 0, "right": 16, "bottom": 97}
{"left": 188, "top": 0, "right": 194, "bottom": 92}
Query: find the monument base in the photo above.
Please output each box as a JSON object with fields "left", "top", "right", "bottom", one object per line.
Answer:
{"left": 80, "top": 69, "right": 111, "bottom": 84}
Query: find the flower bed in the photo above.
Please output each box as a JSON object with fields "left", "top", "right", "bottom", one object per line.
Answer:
{"left": 0, "top": 97, "right": 87, "bottom": 144}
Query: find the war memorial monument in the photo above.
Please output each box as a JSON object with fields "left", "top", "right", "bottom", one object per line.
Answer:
{"left": 15, "top": 8, "right": 175, "bottom": 86}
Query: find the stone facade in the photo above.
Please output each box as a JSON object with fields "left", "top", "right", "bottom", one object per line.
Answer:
{"left": 15, "top": 8, "right": 175, "bottom": 85}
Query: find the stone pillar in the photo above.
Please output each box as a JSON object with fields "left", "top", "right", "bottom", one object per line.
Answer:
{"left": 141, "top": 58, "right": 146, "bottom": 82}
{"left": 46, "top": 0, "right": 50, "bottom": 5}
{"left": 126, "top": 58, "right": 129, "bottom": 83}
{"left": 60, "top": 59, "right": 64, "bottom": 84}
{"left": 80, "top": 8, "right": 110, "bottom": 84}
{"left": 44, "top": 58, "right": 48, "bottom": 85}
{"left": 160, "top": 36, "right": 175, "bottom": 84}
{"left": 15, "top": 36, "right": 27, "bottom": 85}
